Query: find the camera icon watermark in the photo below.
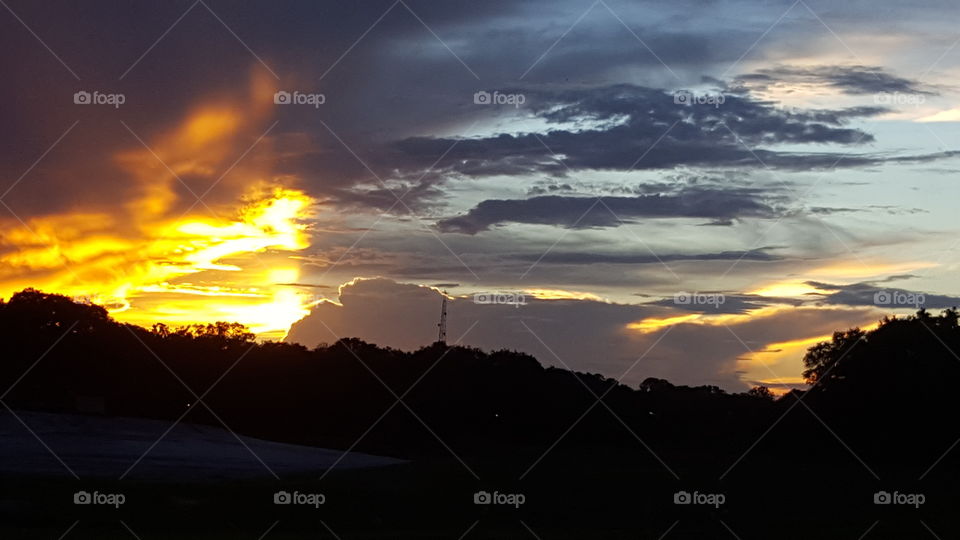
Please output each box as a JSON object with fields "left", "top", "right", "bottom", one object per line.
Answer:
{"left": 873, "top": 490, "right": 924, "bottom": 508}
{"left": 73, "top": 90, "right": 125, "bottom": 108}
{"left": 673, "top": 490, "right": 725, "bottom": 508}
{"left": 73, "top": 490, "right": 126, "bottom": 508}
{"left": 274, "top": 90, "right": 326, "bottom": 108}
{"left": 873, "top": 290, "right": 925, "bottom": 308}
{"left": 673, "top": 291, "right": 725, "bottom": 308}
{"left": 273, "top": 490, "right": 325, "bottom": 508}
{"left": 473, "top": 292, "right": 526, "bottom": 308}
{"left": 473, "top": 90, "right": 526, "bottom": 108}
{"left": 673, "top": 91, "right": 725, "bottom": 108}
{"left": 873, "top": 92, "right": 925, "bottom": 107}
{"left": 473, "top": 490, "right": 525, "bottom": 508}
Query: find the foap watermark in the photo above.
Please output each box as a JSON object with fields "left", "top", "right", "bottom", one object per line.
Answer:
{"left": 74, "top": 490, "right": 125, "bottom": 508}
{"left": 73, "top": 90, "right": 125, "bottom": 108}
{"left": 474, "top": 490, "right": 525, "bottom": 509}
{"left": 274, "top": 490, "right": 325, "bottom": 508}
{"left": 673, "top": 91, "right": 725, "bottom": 108}
{"left": 274, "top": 90, "right": 326, "bottom": 108}
{"left": 873, "top": 290, "right": 925, "bottom": 308}
{"left": 474, "top": 292, "right": 526, "bottom": 307}
{"left": 473, "top": 90, "right": 526, "bottom": 108}
{"left": 674, "top": 291, "right": 725, "bottom": 308}
{"left": 674, "top": 490, "right": 725, "bottom": 508}
{"left": 874, "top": 490, "right": 925, "bottom": 508}
{"left": 873, "top": 92, "right": 925, "bottom": 107}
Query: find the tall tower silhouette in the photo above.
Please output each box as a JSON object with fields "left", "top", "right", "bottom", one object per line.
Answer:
{"left": 437, "top": 291, "right": 448, "bottom": 344}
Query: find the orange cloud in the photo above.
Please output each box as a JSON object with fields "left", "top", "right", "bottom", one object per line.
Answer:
{"left": 0, "top": 69, "right": 317, "bottom": 339}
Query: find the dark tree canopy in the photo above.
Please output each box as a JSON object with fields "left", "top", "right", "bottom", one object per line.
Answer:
{"left": 0, "top": 290, "right": 958, "bottom": 464}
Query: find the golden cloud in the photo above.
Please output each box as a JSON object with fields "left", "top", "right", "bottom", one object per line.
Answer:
{"left": 0, "top": 69, "right": 317, "bottom": 339}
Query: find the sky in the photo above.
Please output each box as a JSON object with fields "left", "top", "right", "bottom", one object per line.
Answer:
{"left": 2, "top": 0, "right": 959, "bottom": 391}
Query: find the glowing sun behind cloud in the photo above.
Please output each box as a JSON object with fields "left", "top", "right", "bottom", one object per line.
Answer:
{"left": 0, "top": 70, "right": 318, "bottom": 339}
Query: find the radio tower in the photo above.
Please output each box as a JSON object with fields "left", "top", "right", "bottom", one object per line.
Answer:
{"left": 437, "top": 291, "right": 448, "bottom": 344}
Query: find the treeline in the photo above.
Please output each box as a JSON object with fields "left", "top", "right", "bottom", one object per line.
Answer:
{"left": 1, "top": 288, "right": 958, "bottom": 465}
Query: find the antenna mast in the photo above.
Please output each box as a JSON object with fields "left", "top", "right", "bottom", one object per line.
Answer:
{"left": 437, "top": 291, "right": 448, "bottom": 344}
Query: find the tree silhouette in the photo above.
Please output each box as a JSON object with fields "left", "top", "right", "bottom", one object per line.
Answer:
{"left": 801, "top": 327, "right": 866, "bottom": 385}
{"left": 747, "top": 385, "right": 775, "bottom": 400}
{"left": 1, "top": 289, "right": 959, "bottom": 467}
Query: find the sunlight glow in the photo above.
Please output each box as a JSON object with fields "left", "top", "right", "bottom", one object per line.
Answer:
{"left": 0, "top": 188, "right": 316, "bottom": 338}
{"left": 523, "top": 288, "right": 606, "bottom": 301}
{"left": 749, "top": 260, "right": 938, "bottom": 299}
{"left": 736, "top": 320, "right": 881, "bottom": 390}
{"left": 749, "top": 281, "right": 833, "bottom": 298}
{"left": 627, "top": 313, "right": 702, "bottom": 333}
{"left": 917, "top": 108, "right": 960, "bottom": 122}
{"left": 0, "top": 73, "right": 318, "bottom": 339}
{"left": 626, "top": 306, "right": 793, "bottom": 334}
{"left": 809, "top": 260, "right": 937, "bottom": 280}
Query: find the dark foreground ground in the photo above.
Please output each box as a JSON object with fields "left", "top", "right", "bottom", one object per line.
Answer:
{"left": 2, "top": 438, "right": 957, "bottom": 540}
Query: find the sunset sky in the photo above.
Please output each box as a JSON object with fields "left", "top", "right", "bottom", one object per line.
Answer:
{"left": 2, "top": 0, "right": 959, "bottom": 391}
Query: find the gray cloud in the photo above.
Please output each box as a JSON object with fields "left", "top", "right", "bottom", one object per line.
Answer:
{"left": 735, "top": 65, "right": 936, "bottom": 96}
{"left": 645, "top": 293, "right": 804, "bottom": 315}
{"left": 436, "top": 185, "right": 781, "bottom": 234}
{"left": 393, "top": 84, "right": 891, "bottom": 189}
{"left": 808, "top": 280, "right": 960, "bottom": 310}
{"left": 508, "top": 248, "right": 781, "bottom": 265}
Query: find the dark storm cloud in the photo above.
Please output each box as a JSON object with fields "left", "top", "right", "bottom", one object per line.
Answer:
{"left": 5, "top": 0, "right": 957, "bottom": 220}
{"left": 386, "top": 84, "right": 914, "bottom": 195}
{"left": 524, "top": 84, "right": 876, "bottom": 130}
{"left": 328, "top": 180, "right": 447, "bottom": 214}
{"left": 735, "top": 65, "right": 936, "bottom": 96}
{"left": 808, "top": 280, "right": 960, "bottom": 310}
{"left": 0, "top": 0, "right": 533, "bottom": 214}
{"left": 435, "top": 186, "right": 781, "bottom": 234}
{"left": 276, "top": 78, "right": 908, "bottom": 213}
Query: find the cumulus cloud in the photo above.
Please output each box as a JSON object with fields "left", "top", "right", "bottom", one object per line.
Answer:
{"left": 286, "top": 278, "right": 882, "bottom": 391}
